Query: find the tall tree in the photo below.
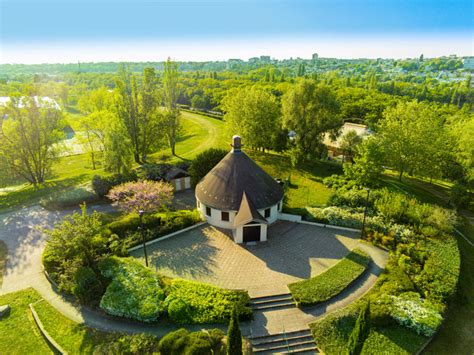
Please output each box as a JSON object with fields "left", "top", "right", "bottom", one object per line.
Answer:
{"left": 282, "top": 80, "right": 341, "bottom": 161}
{"left": 103, "top": 118, "right": 133, "bottom": 174}
{"left": 222, "top": 86, "right": 280, "bottom": 151}
{"left": 227, "top": 307, "right": 242, "bottom": 355}
{"left": 0, "top": 96, "right": 64, "bottom": 186}
{"left": 78, "top": 110, "right": 112, "bottom": 170}
{"left": 115, "top": 65, "right": 161, "bottom": 163}
{"left": 378, "top": 101, "right": 445, "bottom": 180}
{"left": 162, "top": 58, "right": 181, "bottom": 155}
{"left": 339, "top": 129, "right": 362, "bottom": 163}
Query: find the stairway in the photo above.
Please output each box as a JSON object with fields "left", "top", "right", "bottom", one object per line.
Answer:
{"left": 250, "top": 293, "right": 296, "bottom": 311}
{"left": 249, "top": 328, "right": 318, "bottom": 354}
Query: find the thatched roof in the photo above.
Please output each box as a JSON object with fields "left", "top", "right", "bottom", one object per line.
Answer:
{"left": 195, "top": 137, "right": 284, "bottom": 211}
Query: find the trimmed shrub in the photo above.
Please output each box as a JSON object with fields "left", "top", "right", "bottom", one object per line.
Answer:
{"left": 40, "top": 187, "right": 100, "bottom": 209}
{"left": 158, "top": 328, "right": 225, "bottom": 355}
{"left": 347, "top": 301, "right": 370, "bottom": 355}
{"left": 92, "top": 171, "right": 137, "bottom": 197}
{"left": 94, "top": 333, "right": 160, "bottom": 354}
{"left": 72, "top": 266, "right": 104, "bottom": 305}
{"left": 390, "top": 292, "right": 443, "bottom": 337}
{"left": 289, "top": 249, "right": 371, "bottom": 306}
{"left": 189, "top": 148, "right": 227, "bottom": 187}
{"left": 227, "top": 308, "right": 243, "bottom": 355}
{"left": 164, "top": 279, "right": 252, "bottom": 324}
{"left": 99, "top": 257, "right": 166, "bottom": 322}
{"left": 450, "top": 182, "right": 471, "bottom": 209}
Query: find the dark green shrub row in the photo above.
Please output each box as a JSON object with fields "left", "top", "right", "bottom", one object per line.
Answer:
{"left": 289, "top": 249, "right": 371, "bottom": 306}
{"left": 347, "top": 301, "right": 370, "bottom": 355}
{"left": 189, "top": 148, "right": 228, "bottom": 187}
{"left": 91, "top": 171, "right": 137, "bottom": 197}
{"left": 106, "top": 210, "right": 202, "bottom": 248}
{"left": 165, "top": 279, "right": 253, "bottom": 324}
{"left": 98, "top": 257, "right": 166, "bottom": 322}
{"left": 40, "top": 187, "right": 101, "bottom": 210}
{"left": 158, "top": 328, "right": 225, "bottom": 355}
{"left": 94, "top": 334, "right": 160, "bottom": 354}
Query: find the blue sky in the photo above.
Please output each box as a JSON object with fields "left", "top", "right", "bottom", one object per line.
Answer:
{"left": 1, "top": 0, "right": 472, "bottom": 63}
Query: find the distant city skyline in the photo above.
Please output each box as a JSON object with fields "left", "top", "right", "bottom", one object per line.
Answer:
{"left": 1, "top": 0, "right": 472, "bottom": 64}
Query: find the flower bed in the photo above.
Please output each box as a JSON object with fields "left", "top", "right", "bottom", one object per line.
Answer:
{"left": 288, "top": 248, "right": 371, "bottom": 306}
{"left": 164, "top": 279, "right": 252, "bottom": 324}
{"left": 99, "top": 257, "right": 166, "bottom": 322}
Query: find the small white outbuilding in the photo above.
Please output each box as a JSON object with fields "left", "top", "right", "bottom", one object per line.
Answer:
{"left": 195, "top": 135, "right": 284, "bottom": 243}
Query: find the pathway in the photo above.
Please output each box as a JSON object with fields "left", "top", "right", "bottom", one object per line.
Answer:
{"left": 0, "top": 203, "right": 387, "bottom": 339}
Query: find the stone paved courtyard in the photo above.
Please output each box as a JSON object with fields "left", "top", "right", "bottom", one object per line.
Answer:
{"left": 130, "top": 220, "right": 361, "bottom": 297}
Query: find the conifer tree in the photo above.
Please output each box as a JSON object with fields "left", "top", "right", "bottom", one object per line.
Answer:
{"left": 227, "top": 308, "right": 242, "bottom": 355}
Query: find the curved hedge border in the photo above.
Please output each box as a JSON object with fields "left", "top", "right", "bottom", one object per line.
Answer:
{"left": 289, "top": 248, "right": 372, "bottom": 307}
{"left": 29, "top": 301, "right": 68, "bottom": 355}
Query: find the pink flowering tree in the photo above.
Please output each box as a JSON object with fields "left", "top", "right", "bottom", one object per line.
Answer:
{"left": 107, "top": 180, "right": 174, "bottom": 214}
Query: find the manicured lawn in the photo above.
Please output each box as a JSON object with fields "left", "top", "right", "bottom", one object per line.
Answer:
{"left": 289, "top": 249, "right": 371, "bottom": 306}
{"left": 0, "top": 289, "right": 52, "bottom": 354}
{"left": 0, "top": 240, "right": 7, "bottom": 286}
{"left": 249, "top": 151, "right": 341, "bottom": 212}
{"left": 424, "top": 218, "right": 474, "bottom": 354}
{"left": 33, "top": 298, "right": 119, "bottom": 354}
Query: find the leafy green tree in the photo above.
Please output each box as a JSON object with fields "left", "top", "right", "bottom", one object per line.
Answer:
{"left": 78, "top": 110, "right": 112, "bottom": 169}
{"left": 0, "top": 95, "right": 64, "bottom": 186}
{"left": 378, "top": 101, "right": 445, "bottom": 180}
{"left": 104, "top": 119, "right": 133, "bottom": 174}
{"left": 227, "top": 307, "right": 242, "bottom": 355}
{"left": 282, "top": 80, "right": 341, "bottom": 160}
{"left": 223, "top": 86, "right": 280, "bottom": 151}
{"left": 344, "top": 137, "right": 384, "bottom": 186}
{"left": 42, "top": 204, "right": 107, "bottom": 299}
{"left": 162, "top": 58, "right": 181, "bottom": 155}
{"left": 78, "top": 86, "right": 114, "bottom": 114}
{"left": 115, "top": 65, "right": 162, "bottom": 163}
{"left": 339, "top": 130, "right": 362, "bottom": 162}
{"left": 189, "top": 148, "right": 228, "bottom": 187}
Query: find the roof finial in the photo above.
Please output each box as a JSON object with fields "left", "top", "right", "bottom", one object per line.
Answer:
{"left": 231, "top": 135, "right": 242, "bottom": 153}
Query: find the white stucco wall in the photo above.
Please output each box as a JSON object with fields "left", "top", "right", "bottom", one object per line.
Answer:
{"left": 196, "top": 196, "right": 283, "bottom": 243}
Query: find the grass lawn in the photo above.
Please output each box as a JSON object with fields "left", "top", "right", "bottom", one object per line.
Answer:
{"left": 289, "top": 249, "right": 371, "bottom": 306}
{"left": 310, "top": 298, "right": 426, "bottom": 355}
{"left": 0, "top": 289, "right": 52, "bottom": 354}
{"left": 249, "top": 151, "right": 341, "bottom": 211}
{"left": 0, "top": 241, "right": 7, "bottom": 286}
{"left": 424, "top": 218, "right": 474, "bottom": 354}
{"left": 33, "top": 298, "right": 119, "bottom": 354}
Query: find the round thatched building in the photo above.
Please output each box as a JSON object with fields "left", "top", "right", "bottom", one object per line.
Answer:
{"left": 195, "top": 135, "right": 284, "bottom": 243}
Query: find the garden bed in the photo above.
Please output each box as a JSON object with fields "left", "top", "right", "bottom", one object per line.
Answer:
{"left": 289, "top": 248, "right": 371, "bottom": 306}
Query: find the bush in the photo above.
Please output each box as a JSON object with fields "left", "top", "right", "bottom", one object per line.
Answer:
{"left": 189, "top": 148, "right": 227, "bottom": 187}
{"left": 164, "top": 279, "right": 252, "bottom": 324}
{"left": 92, "top": 171, "right": 137, "bottom": 197}
{"left": 42, "top": 205, "right": 108, "bottom": 299}
{"left": 106, "top": 210, "right": 202, "bottom": 248}
{"left": 40, "top": 187, "right": 100, "bottom": 209}
{"left": 137, "top": 163, "right": 168, "bottom": 181}
{"left": 347, "top": 301, "right": 370, "bottom": 355}
{"left": 99, "top": 257, "right": 166, "bottom": 322}
{"left": 72, "top": 266, "right": 104, "bottom": 305}
{"left": 450, "top": 182, "right": 471, "bottom": 209}
{"left": 94, "top": 333, "right": 160, "bottom": 354}
{"left": 158, "top": 328, "right": 225, "bottom": 355}
{"left": 227, "top": 308, "right": 242, "bottom": 355}
{"left": 289, "top": 249, "right": 371, "bottom": 306}
{"left": 390, "top": 292, "right": 443, "bottom": 337}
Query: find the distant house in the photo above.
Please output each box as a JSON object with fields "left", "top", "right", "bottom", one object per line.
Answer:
{"left": 323, "top": 122, "right": 370, "bottom": 160}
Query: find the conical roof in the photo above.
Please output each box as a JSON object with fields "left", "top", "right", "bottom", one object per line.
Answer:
{"left": 234, "top": 192, "right": 268, "bottom": 226}
{"left": 195, "top": 137, "right": 284, "bottom": 211}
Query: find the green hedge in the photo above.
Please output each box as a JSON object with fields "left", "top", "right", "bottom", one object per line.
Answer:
{"left": 164, "top": 279, "right": 252, "bottom": 324}
{"left": 158, "top": 328, "right": 225, "bottom": 354}
{"left": 40, "top": 187, "right": 101, "bottom": 210}
{"left": 106, "top": 210, "right": 202, "bottom": 248}
{"left": 289, "top": 249, "right": 371, "bottom": 306}
{"left": 98, "top": 257, "right": 166, "bottom": 322}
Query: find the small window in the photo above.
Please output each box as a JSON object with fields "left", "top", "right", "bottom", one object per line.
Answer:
{"left": 206, "top": 206, "right": 211, "bottom": 216}
{"left": 264, "top": 208, "right": 271, "bottom": 218}
{"left": 221, "top": 211, "right": 229, "bottom": 221}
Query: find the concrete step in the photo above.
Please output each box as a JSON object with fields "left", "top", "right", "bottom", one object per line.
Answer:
{"left": 251, "top": 299, "right": 296, "bottom": 311}
{"left": 250, "top": 329, "right": 317, "bottom": 354}
{"left": 251, "top": 293, "right": 293, "bottom": 303}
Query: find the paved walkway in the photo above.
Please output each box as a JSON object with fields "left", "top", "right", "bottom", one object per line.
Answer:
{"left": 0, "top": 204, "right": 387, "bottom": 338}
{"left": 131, "top": 221, "right": 364, "bottom": 297}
